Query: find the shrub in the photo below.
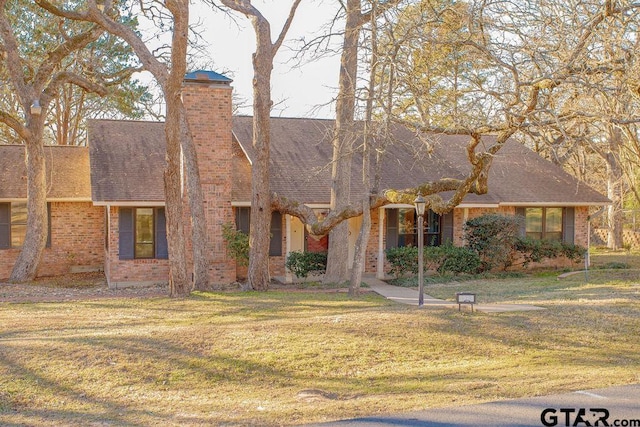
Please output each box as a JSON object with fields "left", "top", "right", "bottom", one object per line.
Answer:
{"left": 464, "top": 214, "right": 522, "bottom": 271}
{"left": 221, "top": 223, "right": 249, "bottom": 266}
{"left": 285, "top": 251, "right": 327, "bottom": 278}
{"left": 386, "top": 244, "right": 482, "bottom": 277}
{"left": 514, "top": 237, "right": 585, "bottom": 267}
{"left": 385, "top": 246, "right": 418, "bottom": 278}
{"left": 436, "top": 243, "right": 482, "bottom": 275}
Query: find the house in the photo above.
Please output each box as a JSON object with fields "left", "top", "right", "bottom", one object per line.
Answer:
{"left": 0, "top": 70, "right": 610, "bottom": 286}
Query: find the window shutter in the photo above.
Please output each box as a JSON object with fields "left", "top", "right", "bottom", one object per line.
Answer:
{"left": 46, "top": 203, "right": 51, "bottom": 248}
{"left": 269, "top": 211, "right": 283, "bottom": 256}
{"left": 119, "top": 208, "right": 134, "bottom": 260}
{"left": 563, "top": 207, "right": 575, "bottom": 244}
{"left": 0, "top": 203, "right": 9, "bottom": 249}
{"left": 515, "top": 207, "right": 526, "bottom": 237}
{"left": 386, "top": 209, "right": 398, "bottom": 249}
{"left": 441, "top": 211, "right": 454, "bottom": 244}
{"left": 155, "top": 208, "right": 168, "bottom": 259}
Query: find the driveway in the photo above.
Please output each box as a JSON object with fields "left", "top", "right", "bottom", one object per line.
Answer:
{"left": 305, "top": 383, "right": 640, "bottom": 426}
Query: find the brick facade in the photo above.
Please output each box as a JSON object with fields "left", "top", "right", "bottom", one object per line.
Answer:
{"left": 104, "top": 206, "right": 169, "bottom": 288}
{"left": 181, "top": 78, "right": 236, "bottom": 285}
{"left": 0, "top": 202, "right": 105, "bottom": 280}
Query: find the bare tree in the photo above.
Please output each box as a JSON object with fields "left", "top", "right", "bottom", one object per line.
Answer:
{"left": 38, "top": 0, "right": 210, "bottom": 296}
{"left": 0, "top": 1, "right": 107, "bottom": 282}
{"left": 218, "top": 0, "right": 302, "bottom": 291}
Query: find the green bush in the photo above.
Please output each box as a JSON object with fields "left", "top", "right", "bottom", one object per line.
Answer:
{"left": 385, "top": 246, "right": 418, "bottom": 277}
{"left": 285, "top": 251, "right": 327, "bottom": 278}
{"left": 221, "top": 223, "right": 249, "bottom": 266}
{"left": 464, "top": 214, "right": 522, "bottom": 271}
{"left": 386, "top": 244, "right": 481, "bottom": 277}
{"left": 436, "top": 243, "right": 482, "bottom": 275}
{"left": 514, "top": 237, "right": 585, "bottom": 267}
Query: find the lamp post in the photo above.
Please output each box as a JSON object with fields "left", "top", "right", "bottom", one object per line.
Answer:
{"left": 414, "top": 193, "right": 426, "bottom": 306}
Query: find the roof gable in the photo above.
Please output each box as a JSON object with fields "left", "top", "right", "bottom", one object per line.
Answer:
{"left": 88, "top": 119, "right": 166, "bottom": 203}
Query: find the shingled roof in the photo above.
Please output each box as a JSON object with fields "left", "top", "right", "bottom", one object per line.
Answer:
{"left": 0, "top": 145, "right": 91, "bottom": 201}
{"left": 232, "top": 116, "right": 610, "bottom": 206}
{"left": 86, "top": 116, "right": 608, "bottom": 207}
{"left": 88, "top": 119, "right": 166, "bottom": 203}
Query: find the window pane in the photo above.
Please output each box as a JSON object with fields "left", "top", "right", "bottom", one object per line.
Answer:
{"left": 546, "top": 208, "right": 563, "bottom": 233}
{"left": 11, "top": 202, "right": 27, "bottom": 248}
{"left": 11, "top": 224, "right": 26, "bottom": 248}
{"left": 136, "top": 208, "right": 154, "bottom": 258}
{"left": 135, "top": 243, "right": 155, "bottom": 258}
{"left": 398, "top": 209, "right": 415, "bottom": 234}
{"left": 526, "top": 208, "right": 543, "bottom": 235}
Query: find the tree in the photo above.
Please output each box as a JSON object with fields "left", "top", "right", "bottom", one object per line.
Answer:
{"left": 218, "top": 0, "right": 302, "bottom": 291}
{"left": 497, "top": 0, "right": 640, "bottom": 249}
{"left": 38, "top": 0, "right": 210, "bottom": 296}
{"left": 0, "top": 0, "right": 108, "bottom": 282}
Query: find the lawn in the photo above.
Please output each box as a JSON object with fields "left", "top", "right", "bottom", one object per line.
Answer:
{"left": 0, "top": 267, "right": 638, "bottom": 426}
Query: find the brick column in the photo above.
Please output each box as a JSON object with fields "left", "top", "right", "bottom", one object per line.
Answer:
{"left": 181, "top": 71, "right": 236, "bottom": 284}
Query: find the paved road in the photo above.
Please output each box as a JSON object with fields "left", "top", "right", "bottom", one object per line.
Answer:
{"left": 305, "top": 383, "right": 640, "bottom": 426}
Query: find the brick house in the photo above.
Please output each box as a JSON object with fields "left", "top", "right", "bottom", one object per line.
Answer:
{"left": 0, "top": 70, "right": 610, "bottom": 286}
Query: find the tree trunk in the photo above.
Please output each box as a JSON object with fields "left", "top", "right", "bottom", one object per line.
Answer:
{"left": 179, "top": 108, "right": 209, "bottom": 290}
{"left": 349, "top": 199, "right": 371, "bottom": 296}
{"left": 247, "top": 29, "right": 274, "bottom": 291}
{"left": 9, "top": 135, "right": 48, "bottom": 282}
{"left": 606, "top": 127, "right": 624, "bottom": 250}
{"left": 325, "top": 0, "right": 361, "bottom": 284}
{"left": 163, "top": 0, "right": 191, "bottom": 297}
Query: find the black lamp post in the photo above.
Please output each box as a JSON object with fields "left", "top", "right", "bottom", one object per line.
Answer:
{"left": 414, "top": 193, "right": 426, "bottom": 306}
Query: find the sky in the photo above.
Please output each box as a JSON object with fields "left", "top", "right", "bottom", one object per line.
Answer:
{"left": 193, "top": 1, "right": 341, "bottom": 119}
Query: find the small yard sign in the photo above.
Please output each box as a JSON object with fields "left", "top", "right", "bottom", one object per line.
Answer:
{"left": 456, "top": 292, "right": 477, "bottom": 312}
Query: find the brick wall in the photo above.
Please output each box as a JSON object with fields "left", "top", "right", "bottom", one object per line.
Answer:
{"left": 105, "top": 206, "right": 169, "bottom": 288}
{"left": 0, "top": 202, "right": 105, "bottom": 280}
{"left": 181, "top": 79, "right": 236, "bottom": 284}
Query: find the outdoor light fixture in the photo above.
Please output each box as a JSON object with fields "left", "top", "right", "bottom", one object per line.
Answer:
{"left": 414, "top": 193, "right": 426, "bottom": 306}
{"left": 30, "top": 99, "right": 42, "bottom": 115}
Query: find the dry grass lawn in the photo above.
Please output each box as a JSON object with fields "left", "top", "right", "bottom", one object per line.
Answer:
{"left": 0, "top": 262, "right": 638, "bottom": 426}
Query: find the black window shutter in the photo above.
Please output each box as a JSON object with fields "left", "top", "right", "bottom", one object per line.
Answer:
{"left": 119, "top": 208, "right": 134, "bottom": 260}
{"left": 155, "top": 208, "right": 168, "bottom": 259}
{"left": 441, "top": 211, "right": 454, "bottom": 244}
{"left": 0, "top": 203, "right": 9, "bottom": 249}
{"left": 563, "top": 207, "right": 575, "bottom": 244}
{"left": 515, "top": 207, "right": 526, "bottom": 237}
{"left": 386, "top": 209, "right": 398, "bottom": 249}
{"left": 46, "top": 203, "right": 51, "bottom": 248}
{"left": 269, "top": 211, "right": 283, "bottom": 256}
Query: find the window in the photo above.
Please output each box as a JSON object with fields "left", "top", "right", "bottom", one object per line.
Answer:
{"left": 0, "top": 202, "right": 51, "bottom": 249}
{"left": 234, "top": 207, "right": 283, "bottom": 256}
{"left": 386, "top": 208, "right": 449, "bottom": 249}
{"left": 118, "top": 207, "right": 168, "bottom": 260}
{"left": 525, "top": 207, "right": 563, "bottom": 241}
{"left": 516, "top": 207, "right": 574, "bottom": 243}
{"left": 135, "top": 208, "right": 155, "bottom": 258}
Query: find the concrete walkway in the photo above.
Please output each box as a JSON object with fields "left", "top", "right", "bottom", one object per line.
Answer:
{"left": 361, "top": 276, "right": 545, "bottom": 313}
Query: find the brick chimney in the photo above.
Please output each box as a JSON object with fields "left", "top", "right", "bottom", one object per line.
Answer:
{"left": 181, "top": 70, "right": 236, "bottom": 284}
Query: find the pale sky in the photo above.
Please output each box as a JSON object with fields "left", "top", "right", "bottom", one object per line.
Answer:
{"left": 194, "top": 0, "right": 341, "bottom": 118}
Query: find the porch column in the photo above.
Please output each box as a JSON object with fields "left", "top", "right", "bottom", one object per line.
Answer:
{"left": 285, "top": 214, "right": 293, "bottom": 283}
{"left": 377, "top": 207, "right": 385, "bottom": 279}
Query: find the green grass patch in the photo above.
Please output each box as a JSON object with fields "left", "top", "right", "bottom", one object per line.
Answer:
{"left": 0, "top": 273, "right": 638, "bottom": 426}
